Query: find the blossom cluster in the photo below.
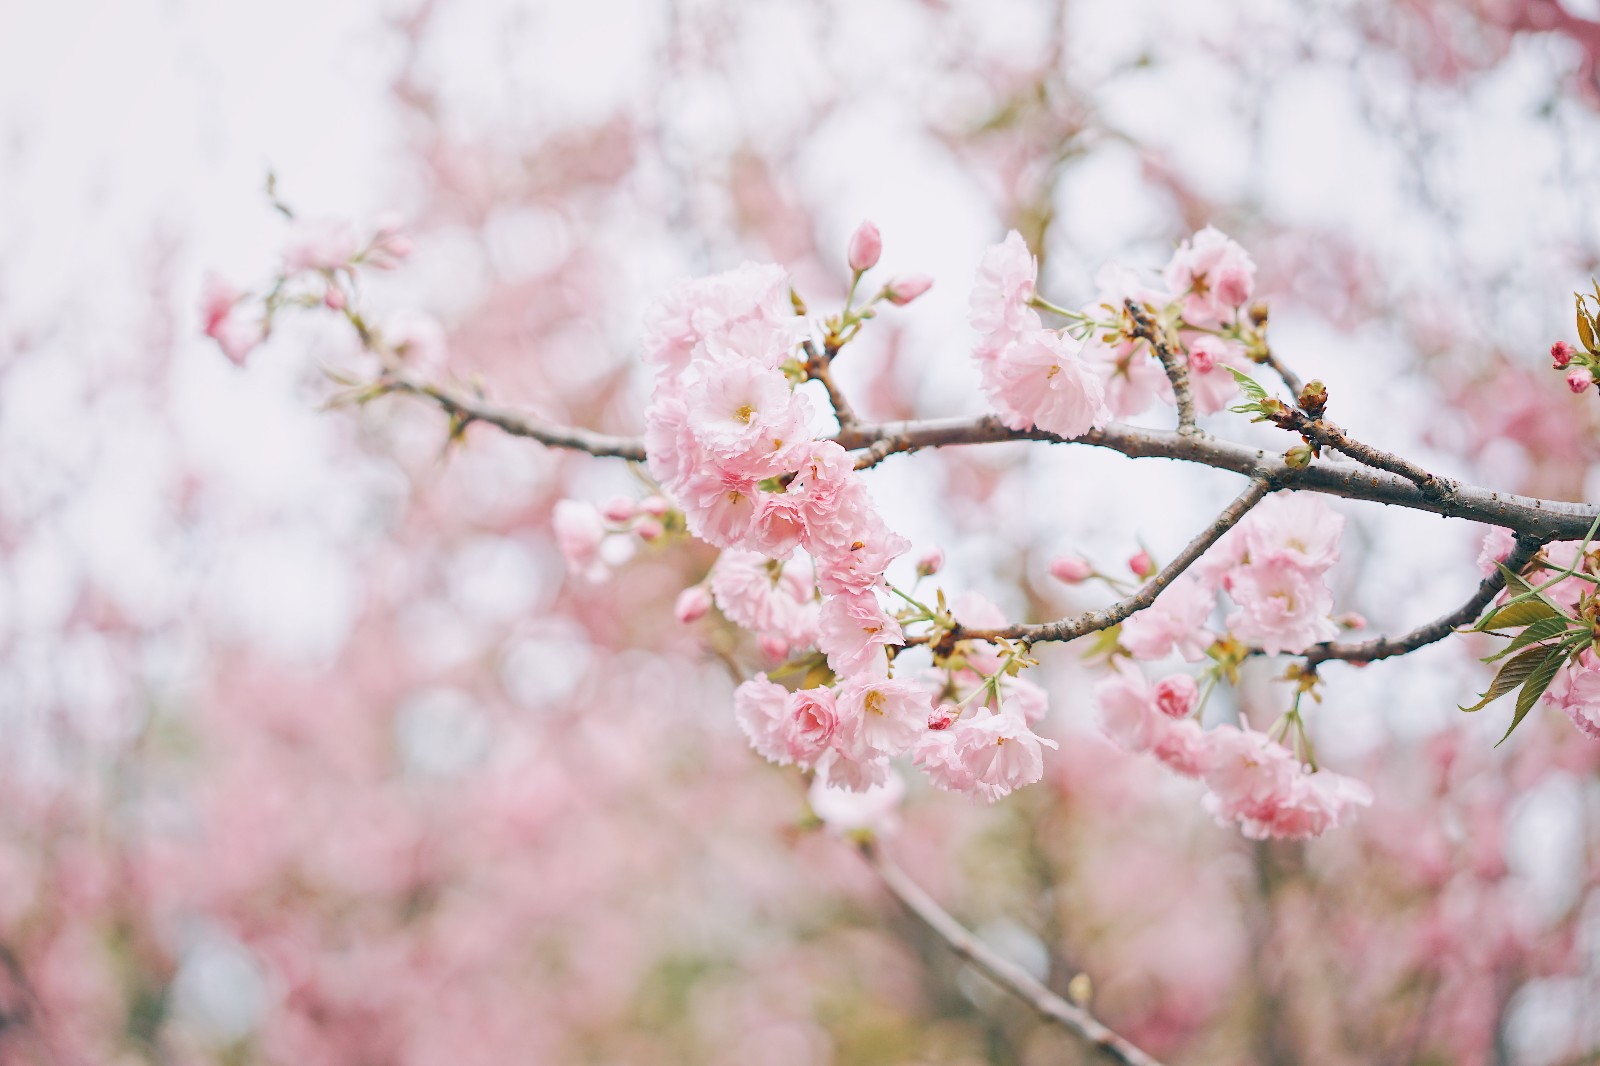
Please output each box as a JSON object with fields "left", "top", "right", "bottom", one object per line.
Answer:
{"left": 969, "top": 226, "right": 1262, "bottom": 437}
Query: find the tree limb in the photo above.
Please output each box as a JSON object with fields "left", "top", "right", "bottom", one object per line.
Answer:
{"left": 1126, "top": 300, "right": 1196, "bottom": 435}
{"left": 860, "top": 841, "right": 1166, "bottom": 1066}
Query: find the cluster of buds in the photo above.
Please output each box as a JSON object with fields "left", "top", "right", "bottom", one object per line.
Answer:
{"left": 553, "top": 495, "right": 677, "bottom": 582}
{"left": 1556, "top": 284, "right": 1600, "bottom": 394}
{"left": 816, "top": 222, "right": 933, "bottom": 354}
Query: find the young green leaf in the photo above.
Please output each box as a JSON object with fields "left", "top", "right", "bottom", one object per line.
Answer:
{"left": 1225, "top": 366, "right": 1269, "bottom": 401}
{"left": 1482, "top": 615, "right": 1570, "bottom": 662}
{"left": 1461, "top": 645, "right": 1549, "bottom": 712}
{"left": 1478, "top": 599, "right": 1559, "bottom": 632}
{"left": 1495, "top": 646, "right": 1569, "bottom": 746}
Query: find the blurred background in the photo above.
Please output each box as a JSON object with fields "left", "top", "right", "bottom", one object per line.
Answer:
{"left": 4, "top": 0, "right": 1600, "bottom": 1062}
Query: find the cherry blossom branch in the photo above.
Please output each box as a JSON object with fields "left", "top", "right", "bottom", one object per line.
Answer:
{"left": 1299, "top": 534, "right": 1546, "bottom": 665}
{"left": 1278, "top": 406, "right": 1456, "bottom": 501}
{"left": 860, "top": 841, "right": 1166, "bottom": 1066}
{"left": 946, "top": 477, "right": 1272, "bottom": 644}
{"left": 1126, "top": 300, "right": 1196, "bottom": 434}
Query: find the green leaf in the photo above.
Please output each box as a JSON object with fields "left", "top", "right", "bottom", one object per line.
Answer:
{"left": 1482, "top": 615, "right": 1570, "bottom": 661}
{"left": 1478, "top": 599, "right": 1559, "bottom": 632}
{"left": 1461, "top": 645, "right": 1549, "bottom": 712}
{"left": 1579, "top": 299, "right": 1597, "bottom": 355}
{"left": 1497, "top": 561, "right": 1536, "bottom": 600}
{"left": 1225, "top": 366, "right": 1268, "bottom": 401}
{"left": 1495, "top": 647, "right": 1569, "bottom": 746}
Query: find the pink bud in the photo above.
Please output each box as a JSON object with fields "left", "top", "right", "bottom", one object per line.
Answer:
{"left": 1569, "top": 367, "right": 1594, "bottom": 394}
{"left": 1188, "top": 344, "right": 1216, "bottom": 374}
{"left": 323, "top": 282, "right": 347, "bottom": 311}
{"left": 1128, "top": 550, "right": 1155, "bottom": 578}
{"left": 915, "top": 546, "right": 944, "bottom": 577}
{"left": 601, "top": 496, "right": 637, "bottom": 523}
{"left": 1152, "top": 675, "right": 1199, "bottom": 719}
{"left": 634, "top": 517, "right": 664, "bottom": 542}
{"left": 674, "top": 586, "right": 712, "bottom": 623}
{"left": 759, "top": 634, "right": 790, "bottom": 661}
{"left": 885, "top": 275, "right": 933, "bottom": 305}
{"left": 928, "top": 705, "right": 958, "bottom": 730}
{"left": 1336, "top": 611, "right": 1367, "bottom": 630}
{"left": 1049, "top": 556, "right": 1093, "bottom": 584}
{"left": 1552, "top": 341, "right": 1576, "bottom": 368}
{"left": 640, "top": 495, "right": 671, "bottom": 518}
{"left": 847, "top": 221, "right": 882, "bottom": 273}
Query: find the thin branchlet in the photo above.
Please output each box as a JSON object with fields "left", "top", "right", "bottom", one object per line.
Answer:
{"left": 861, "top": 841, "right": 1167, "bottom": 1066}
{"left": 1125, "top": 299, "right": 1197, "bottom": 434}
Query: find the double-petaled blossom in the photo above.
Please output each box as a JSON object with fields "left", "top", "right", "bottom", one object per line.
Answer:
{"left": 1199, "top": 724, "right": 1372, "bottom": 840}
{"left": 1184, "top": 335, "right": 1249, "bottom": 414}
{"left": 835, "top": 676, "right": 933, "bottom": 761}
{"left": 1477, "top": 526, "right": 1516, "bottom": 577}
{"left": 1093, "top": 666, "right": 1211, "bottom": 778}
{"left": 808, "top": 770, "right": 905, "bottom": 835}
{"left": 1546, "top": 657, "right": 1600, "bottom": 740}
{"left": 1119, "top": 575, "right": 1216, "bottom": 661}
{"left": 914, "top": 709, "right": 1057, "bottom": 803}
{"left": 1224, "top": 560, "right": 1339, "bottom": 654}
{"left": 732, "top": 675, "right": 841, "bottom": 770}
{"left": 980, "top": 328, "right": 1109, "bottom": 439}
{"left": 1079, "top": 264, "right": 1175, "bottom": 418}
{"left": 200, "top": 276, "right": 263, "bottom": 366}
{"left": 709, "top": 551, "right": 819, "bottom": 653}
{"left": 817, "top": 591, "right": 904, "bottom": 680}
{"left": 553, "top": 500, "right": 609, "bottom": 582}
{"left": 1163, "top": 226, "right": 1256, "bottom": 329}
{"left": 969, "top": 230, "right": 1040, "bottom": 361}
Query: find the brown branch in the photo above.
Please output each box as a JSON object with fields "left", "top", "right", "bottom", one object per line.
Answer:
{"left": 1279, "top": 407, "right": 1456, "bottom": 501}
{"left": 379, "top": 370, "right": 648, "bottom": 461}
{"left": 1259, "top": 348, "right": 1304, "bottom": 397}
{"left": 1300, "top": 534, "right": 1546, "bottom": 665}
{"left": 861, "top": 841, "right": 1166, "bottom": 1066}
{"left": 832, "top": 416, "right": 1600, "bottom": 542}
{"left": 803, "top": 339, "right": 859, "bottom": 428}
{"left": 944, "top": 477, "right": 1271, "bottom": 644}
{"left": 1126, "top": 300, "right": 1196, "bottom": 434}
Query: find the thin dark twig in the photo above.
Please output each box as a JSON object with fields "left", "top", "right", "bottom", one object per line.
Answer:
{"left": 1301, "top": 534, "right": 1546, "bottom": 664}
{"left": 861, "top": 841, "right": 1166, "bottom": 1066}
{"left": 1126, "top": 300, "right": 1196, "bottom": 434}
{"left": 803, "top": 339, "right": 858, "bottom": 427}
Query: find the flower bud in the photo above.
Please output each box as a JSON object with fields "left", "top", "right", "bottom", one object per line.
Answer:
{"left": 1297, "top": 379, "right": 1328, "bottom": 417}
{"left": 1049, "top": 555, "right": 1093, "bottom": 584}
{"left": 928, "top": 704, "right": 958, "bottom": 730}
{"left": 1569, "top": 367, "right": 1595, "bottom": 394}
{"left": 759, "top": 634, "right": 790, "bottom": 661}
{"left": 847, "top": 221, "right": 882, "bottom": 273}
{"left": 1152, "top": 675, "right": 1199, "bottom": 719}
{"left": 324, "top": 282, "right": 347, "bottom": 311}
{"left": 915, "top": 546, "right": 944, "bottom": 577}
{"left": 1285, "top": 442, "right": 1314, "bottom": 469}
{"left": 601, "top": 496, "right": 637, "bottom": 523}
{"left": 1552, "top": 340, "right": 1576, "bottom": 368}
{"left": 885, "top": 275, "right": 933, "bottom": 305}
{"left": 1336, "top": 611, "right": 1367, "bottom": 630}
{"left": 1128, "top": 550, "right": 1154, "bottom": 579}
{"left": 1188, "top": 344, "right": 1216, "bottom": 374}
{"left": 674, "top": 586, "right": 712, "bottom": 623}
{"left": 640, "top": 495, "right": 671, "bottom": 518}
{"left": 634, "top": 517, "right": 664, "bottom": 542}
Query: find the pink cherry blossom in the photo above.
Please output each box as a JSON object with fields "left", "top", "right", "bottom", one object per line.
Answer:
{"left": 733, "top": 674, "right": 795, "bottom": 765}
{"left": 1225, "top": 559, "right": 1339, "bottom": 654}
{"left": 199, "top": 275, "right": 263, "bottom": 366}
{"left": 553, "top": 500, "right": 608, "bottom": 582}
{"left": 981, "top": 328, "right": 1109, "bottom": 439}
{"left": 816, "top": 591, "right": 904, "bottom": 679}
{"left": 1477, "top": 526, "right": 1516, "bottom": 576}
{"left": 1163, "top": 226, "right": 1256, "bottom": 329}
{"left": 969, "top": 230, "right": 1040, "bottom": 359}
{"left": 1242, "top": 493, "right": 1345, "bottom": 574}
{"left": 1552, "top": 340, "right": 1576, "bottom": 367}
{"left": 847, "top": 221, "right": 882, "bottom": 272}
{"left": 944, "top": 712, "right": 1059, "bottom": 803}
{"left": 885, "top": 275, "right": 933, "bottom": 305}
{"left": 835, "top": 677, "right": 932, "bottom": 760}
{"left": 674, "top": 586, "right": 712, "bottom": 623}
{"left": 1153, "top": 675, "right": 1200, "bottom": 718}
{"left": 284, "top": 219, "right": 360, "bottom": 272}
{"left": 1568, "top": 367, "right": 1594, "bottom": 393}
{"left": 1151, "top": 717, "right": 1210, "bottom": 778}
{"left": 1119, "top": 575, "right": 1215, "bottom": 661}
{"left": 1185, "top": 335, "right": 1250, "bottom": 414}
{"left": 807, "top": 770, "right": 905, "bottom": 835}
{"left": 1544, "top": 658, "right": 1600, "bottom": 740}
{"left": 1200, "top": 724, "right": 1299, "bottom": 824}
{"left": 1049, "top": 555, "right": 1093, "bottom": 583}
{"left": 1094, "top": 666, "right": 1160, "bottom": 753}
{"left": 785, "top": 688, "right": 840, "bottom": 766}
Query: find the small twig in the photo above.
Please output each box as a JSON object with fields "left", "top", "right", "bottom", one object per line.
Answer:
{"left": 1126, "top": 300, "right": 1196, "bottom": 435}
{"left": 945, "top": 477, "right": 1272, "bottom": 645}
{"left": 1280, "top": 408, "right": 1456, "bottom": 501}
{"left": 803, "top": 339, "right": 859, "bottom": 428}
{"left": 1301, "top": 534, "right": 1545, "bottom": 664}
{"left": 861, "top": 841, "right": 1166, "bottom": 1066}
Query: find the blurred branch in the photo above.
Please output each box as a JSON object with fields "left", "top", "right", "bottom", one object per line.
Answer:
{"left": 860, "top": 841, "right": 1166, "bottom": 1066}
{"left": 1299, "top": 534, "right": 1546, "bottom": 665}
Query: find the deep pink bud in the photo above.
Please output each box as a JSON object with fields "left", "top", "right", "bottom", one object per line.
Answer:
{"left": 634, "top": 517, "right": 664, "bottom": 542}
{"left": 915, "top": 546, "right": 944, "bottom": 577}
{"left": 1128, "top": 550, "right": 1155, "bottom": 578}
{"left": 1336, "top": 611, "right": 1367, "bottom": 630}
{"left": 1569, "top": 367, "right": 1594, "bottom": 394}
{"left": 601, "top": 496, "right": 637, "bottom": 523}
{"left": 1049, "top": 556, "right": 1092, "bottom": 584}
{"left": 1189, "top": 344, "right": 1216, "bottom": 374}
{"left": 1152, "top": 675, "right": 1199, "bottom": 719}
{"left": 640, "top": 495, "right": 671, "bottom": 518}
{"left": 848, "top": 221, "right": 882, "bottom": 273}
{"left": 674, "top": 586, "right": 712, "bottom": 623}
{"left": 759, "top": 634, "right": 789, "bottom": 660}
{"left": 1552, "top": 341, "right": 1576, "bottom": 368}
{"left": 928, "top": 704, "right": 958, "bottom": 730}
{"left": 885, "top": 275, "right": 933, "bottom": 305}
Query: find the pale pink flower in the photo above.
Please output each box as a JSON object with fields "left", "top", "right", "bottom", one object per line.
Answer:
{"left": 674, "top": 586, "right": 712, "bottom": 624}
{"left": 379, "top": 310, "right": 448, "bottom": 374}
{"left": 807, "top": 490, "right": 911, "bottom": 597}
{"left": 709, "top": 551, "right": 817, "bottom": 646}
{"left": 748, "top": 492, "right": 807, "bottom": 558}
{"left": 951, "top": 591, "right": 1008, "bottom": 630}
{"left": 1225, "top": 560, "right": 1338, "bottom": 654}
{"left": 913, "top": 729, "right": 975, "bottom": 793}
{"left": 1084, "top": 338, "right": 1172, "bottom": 418}
{"left": 835, "top": 677, "right": 932, "bottom": 759}
{"left": 808, "top": 770, "right": 905, "bottom": 835}
{"left": 785, "top": 688, "right": 840, "bottom": 766}
{"left": 1200, "top": 724, "right": 1299, "bottom": 825}
{"left": 1000, "top": 676, "right": 1050, "bottom": 725}
{"left": 1153, "top": 674, "right": 1200, "bottom": 718}
{"left": 1544, "top": 658, "right": 1600, "bottom": 740}
{"left": 284, "top": 219, "right": 360, "bottom": 272}
{"left": 982, "top": 329, "right": 1109, "bottom": 439}
{"left": 734, "top": 674, "right": 795, "bottom": 765}
{"left": 817, "top": 591, "right": 904, "bottom": 679}
{"left": 1235, "top": 770, "right": 1375, "bottom": 840}
{"left": 969, "top": 230, "right": 1040, "bottom": 359}
{"left": 1242, "top": 494, "right": 1344, "bottom": 574}
{"left": 1477, "top": 527, "right": 1517, "bottom": 576}
{"left": 676, "top": 470, "right": 760, "bottom": 549}
{"left": 1569, "top": 367, "right": 1594, "bottom": 394}
{"left": 1185, "top": 335, "right": 1250, "bottom": 414}
{"left": 552, "top": 500, "right": 608, "bottom": 582}
{"left": 1164, "top": 226, "right": 1256, "bottom": 329}
{"left": 684, "top": 361, "right": 811, "bottom": 474}
{"left": 885, "top": 275, "right": 933, "bottom": 305}
{"left": 601, "top": 496, "right": 637, "bottom": 523}
{"left": 1151, "top": 717, "right": 1210, "bottom": 778}
{"left": 1120, "top": 576, "right": 1215, "bottom": 661}
{"left": 944, "top": 712, "right": 1058, "bottom": 803}
{"left": 1093, "top": 667, "right": 1160, "bottom": 753}
{"left": 641, "top": 262, "right": 795, "bottom": 373}
{"left": 847, "top": 221, "right": 882, "bottom": 273}
{"left": 200, "top": 276, "right": 262, "bottom": 366}
{"left": 816, "top": 747, "right": 891, "bottom": 791}
{"left": 1049, "top": 555, "right": 1093, "bottom": 584}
